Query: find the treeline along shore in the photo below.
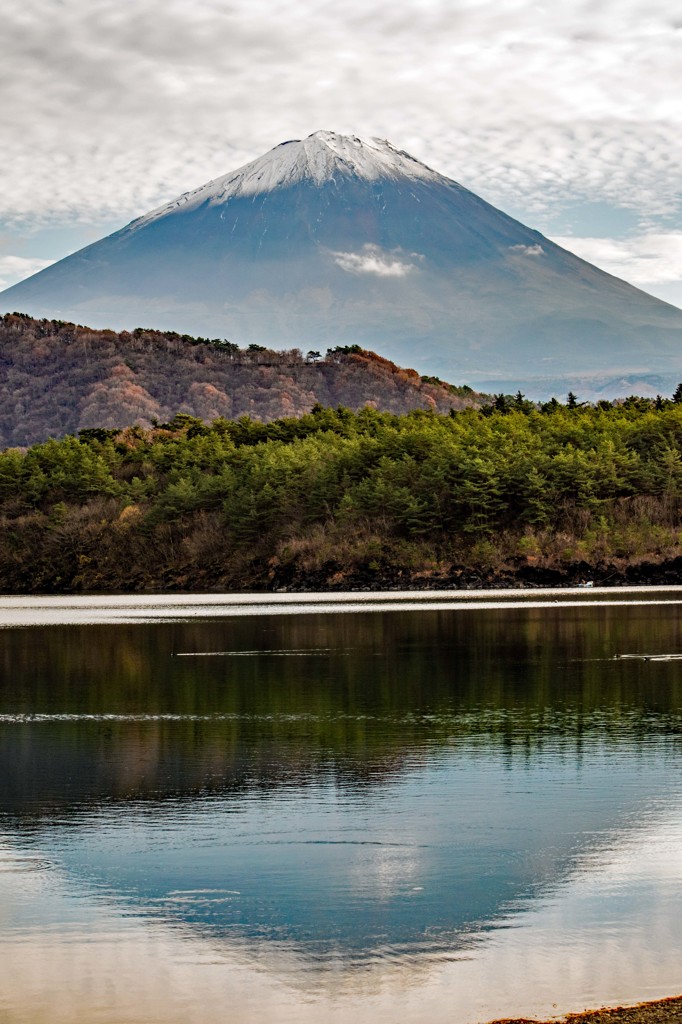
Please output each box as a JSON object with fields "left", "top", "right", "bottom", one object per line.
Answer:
{"left": 3, "top": 398, "right": 682, "bottom": 592}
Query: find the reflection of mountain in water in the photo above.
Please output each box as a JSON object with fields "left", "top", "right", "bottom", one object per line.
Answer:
{"left": 0, "top": 605, "right": 681, "bottom": 962}
{"left": 5, "top": 748, "right": 674, "bottom": 965}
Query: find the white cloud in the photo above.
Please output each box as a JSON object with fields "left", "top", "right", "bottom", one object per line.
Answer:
{"left": 1, "top": 0, "right": 682, "bottom": 234}
{"left": 552, "top": 232, "right": 682, "bottom": 288}
{"left": 333, "top": 245, "right": 420, "bottom": 277}
{"left": 509, "top": 244, "right": 545, "bottom": 256}
{"left": 0, "top": 255, "right": 54, "bottom": 291}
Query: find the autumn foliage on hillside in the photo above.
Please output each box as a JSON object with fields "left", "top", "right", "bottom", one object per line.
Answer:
{"left": 0, "top": 314, "right": 480, "bottom": 446}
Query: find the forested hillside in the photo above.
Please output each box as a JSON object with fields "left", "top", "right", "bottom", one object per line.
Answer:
{"left": 0, "top": 313, "right": 479, "bottom": 446}
{"left": 2, "top": 401, "right": 682, "bottom": 592}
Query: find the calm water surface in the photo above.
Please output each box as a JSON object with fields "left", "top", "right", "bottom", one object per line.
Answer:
{"left": 0, "top": 589, "right": 681, "bottom": 1023}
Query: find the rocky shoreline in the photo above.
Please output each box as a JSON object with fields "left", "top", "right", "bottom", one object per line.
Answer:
{"left": 491, "top": 993, "right": 682, "bottom": 1023}
{"left": 5, "top": 555, "right": 682, "bottom": 596}
{"left": 266, "top": 556, "right": 682, "bottom": 593}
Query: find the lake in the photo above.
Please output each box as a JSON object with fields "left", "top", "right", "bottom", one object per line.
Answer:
{"left": 1, "top": 589, "right": 681, "bottom": 1023}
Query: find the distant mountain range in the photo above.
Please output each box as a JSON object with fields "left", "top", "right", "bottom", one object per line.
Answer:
{"left": 2, "top": 131, "right": 682, "bottom": 398}
{"left": 0, "top": 314, "right": 481, "bottom": 448}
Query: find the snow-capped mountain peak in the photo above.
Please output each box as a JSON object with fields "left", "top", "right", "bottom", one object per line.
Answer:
{"left": 4, "top": 130, "right": 682, "bottom": 397}
{"left": 133, "top": 131, "right": 446, "bottom": 228}
{"left": 289, "top": 131, "right": 442, "bottom": 187}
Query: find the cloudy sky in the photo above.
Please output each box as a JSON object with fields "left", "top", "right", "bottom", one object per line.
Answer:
{"left": 2, "top": 0, "right": 682, "bottom": 305}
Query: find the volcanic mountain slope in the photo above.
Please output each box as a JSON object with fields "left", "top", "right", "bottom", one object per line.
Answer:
{"left": 0, "top": 313, "right": 480, "bottom": 447}
{"left": 3, "top": 131, "right": 682, "bottom": 393}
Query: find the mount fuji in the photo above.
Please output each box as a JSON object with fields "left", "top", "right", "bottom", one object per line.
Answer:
{"left": 3, "top": 130, "right": 682, "bottom": 395}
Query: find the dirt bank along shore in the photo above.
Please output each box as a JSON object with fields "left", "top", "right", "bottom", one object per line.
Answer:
{"left": 491, "top": 993, "right": 682, "bottom": 1023}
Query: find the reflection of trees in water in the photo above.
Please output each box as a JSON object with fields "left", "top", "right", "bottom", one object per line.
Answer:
{"left": 1, "top": 606, "right": 681, "bottom": 817}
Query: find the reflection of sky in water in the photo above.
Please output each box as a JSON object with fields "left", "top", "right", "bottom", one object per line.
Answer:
{"left": 1, "top": 585, "right": 682, "bottom": 627}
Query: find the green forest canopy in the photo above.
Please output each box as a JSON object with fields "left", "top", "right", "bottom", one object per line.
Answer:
{"left": 2, "top": 399, "right": 682, "bottom": 590}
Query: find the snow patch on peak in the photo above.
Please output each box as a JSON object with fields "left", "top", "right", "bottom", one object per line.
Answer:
{"left": 130, "top": 132, "right": 449, "bottom": 230}
{"left": 295, "top": 131, "right": 442, "bottom": 188}
{"left": 220, "top": 131, "right": 444, "bottom": 197}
